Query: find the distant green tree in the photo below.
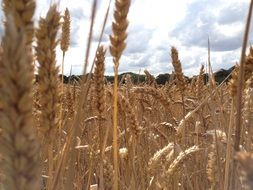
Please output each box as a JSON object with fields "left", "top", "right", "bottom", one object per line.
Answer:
{"left": 156, "top": 73, "right": 170, "bottom": 85}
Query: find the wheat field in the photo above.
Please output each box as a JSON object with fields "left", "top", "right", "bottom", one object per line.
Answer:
{"left": 0, "top": 0, "right": 253, "bottom": 190}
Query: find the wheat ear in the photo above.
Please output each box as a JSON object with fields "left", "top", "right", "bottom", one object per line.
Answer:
{"left": 94, "top": 45, "right": 106, "bottom": 189}
{"left": 144, "top": 69, "right": 156, "bottom": 86}
{"left": 148, "top": 143, "right": 174, "bottom": 176}
{"left": 0, "top": 15, "right": 40, "bottom": 190}
{"left": 36, "top": 4, "right": 60, "bottom": 137}
{"left": 228, "top": 64, "right": 239, "bottom": 98}
{"left": 171, "top": 47, "right": 185, "bottom": 91}
{"left": 35, "top": 5, "right": 61, "bottom": 189}
{"left": 2, "top": 0, "right": 36, "bottom": 46}
{"left": 196, "top": 65, "right": 205, "bottom": 99}
{"left": 166, "top": 146, "right": 200, "bottom": 177}
{"left": 244, "top": 76, "right": 253, "bottom": 150}
{"left": 60, "top": 8, "right": 70, "bottom": 53}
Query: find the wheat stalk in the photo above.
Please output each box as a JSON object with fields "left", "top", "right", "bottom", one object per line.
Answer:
{"left": 109, "top": 0, "right": 131, "bottom": 189}
{"left": 59, "top": 8, "right": 70, "bottom": 130}
{"left": 171, "top": 47, "right": 187, "bottom": 147}
{"left": 231, "top": 1, "right": 253, "bottom": 189}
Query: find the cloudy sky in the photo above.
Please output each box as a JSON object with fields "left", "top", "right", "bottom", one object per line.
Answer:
{"left": 0, "top": 0, "right": 252, "bottom": 76}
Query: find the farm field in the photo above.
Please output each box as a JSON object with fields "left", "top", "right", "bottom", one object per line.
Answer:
{"left": 0, "top": 0, "right": 253, "bottom": 190}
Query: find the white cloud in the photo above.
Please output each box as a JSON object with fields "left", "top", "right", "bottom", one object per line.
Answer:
{"left": 0, "top": 0, "right": 251, "bottom": 76}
